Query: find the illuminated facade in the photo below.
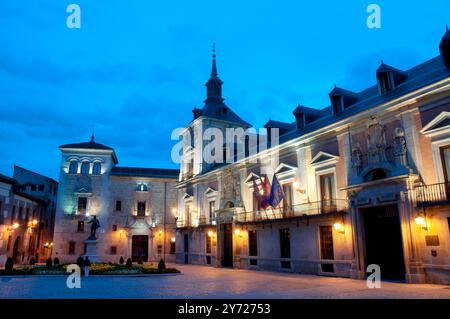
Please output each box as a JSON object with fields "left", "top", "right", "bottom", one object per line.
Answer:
{"left": 52, "top": 136, "right": 179, "bottom": 263}
{"left": 0, "top": 173, "right": 47, "bottom": 265}
{"left": 175, "top": 28, "right": 450, "bottom": 284}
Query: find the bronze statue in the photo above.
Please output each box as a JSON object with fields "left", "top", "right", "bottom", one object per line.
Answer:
{"left": 87, "top": 215, "right": 100, "bottom": 240}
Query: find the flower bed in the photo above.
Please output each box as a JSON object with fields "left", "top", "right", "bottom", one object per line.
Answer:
{"left": 0, "top": 263, "right": 180, "bottom": 276}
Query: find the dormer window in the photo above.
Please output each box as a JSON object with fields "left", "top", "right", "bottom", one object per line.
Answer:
{"left": 331, "top": 96, "right": 344, "bottom": 114}
{"left": 376, "top": 63, "right": 407, "bottom": 95}
{"left": 137, "top": 183, "right": 148, "bottom": 192}
{"left": 294, "top": 113, "right": 305, "bottom": 129}
{"left": 92, "top": 162, "right": 101, "bottom": 175}
{"left": 329, "top": 86, "right": 358, "bottom": 115}
{"left": 68, "top": 161, "right": 78, "bottom": 174}
{"left": 81, "top": 162, "right": 90, "bottom": 175}
{"left": 377, "top": 71, "right": 393, "bottom": 94}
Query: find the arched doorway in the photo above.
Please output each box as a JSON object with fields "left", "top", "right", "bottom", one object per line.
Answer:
{"left": 12, "top": 237, "right": 20, "bottom": 264}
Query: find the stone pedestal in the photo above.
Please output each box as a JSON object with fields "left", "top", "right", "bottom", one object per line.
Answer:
{"left": 83, "top": 239, "right": 99, "bottom": 263}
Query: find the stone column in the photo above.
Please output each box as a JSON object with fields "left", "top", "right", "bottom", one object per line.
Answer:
{"left": 348, "top": 191, "right": 365, "bottom": 279}
{"left": 400, "top": 189, "right": 426, "bottom": 283}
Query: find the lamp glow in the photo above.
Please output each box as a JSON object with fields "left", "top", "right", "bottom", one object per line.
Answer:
{"left": 333, "top": 222, "right": 344, "bottom": 232}
{"left": 234, "top": 229, "right": 241, "bottom": 236}
{"left": 207, "top": 230, "right": 213, "bottom": 237}
{"left": 171, "top": 237, "right": 176, "bottom": 243}
{"left": 12, "top": 223, "right": 19, "bottom": 229}
{"left": 415, "top": 216, "right": 426, "bottom": 227}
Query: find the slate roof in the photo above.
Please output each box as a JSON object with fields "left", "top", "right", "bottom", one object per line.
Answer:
{"left": 59, "top": 139, "right": 114, "bottom": 151}
{"left": 278, "top": 54, "right": 450, "bottom": 144}
{"left": 59, "top": 135, "right": 118, "bottom": 164}
{"left": 110, "top": 166, "right": 179, "bottom": 179}
{"left": 192, "top": 53, "right": 251, "bottom": 127}
{"left": 0, "top": 173, "right": 15, "bottom": 184}
{"left": 199, "top": 100, "right": 252, "bottom": 127}
{"left": 0, "top": 173, "right": 47, "bottom": 205}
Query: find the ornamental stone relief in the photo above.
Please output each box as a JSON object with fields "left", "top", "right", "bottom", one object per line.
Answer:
{"left": 350, "top": 117, "right": 409, "bottom": 176}
{"left": 219, "top": 168, "right": 242, "bottom": 209}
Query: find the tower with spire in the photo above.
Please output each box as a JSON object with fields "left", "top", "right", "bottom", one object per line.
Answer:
{"left": 181, "top": 44, "right": 252, "bottom": 179}
{"left": 205, "top": 43, "right": 224, "bottom": 103}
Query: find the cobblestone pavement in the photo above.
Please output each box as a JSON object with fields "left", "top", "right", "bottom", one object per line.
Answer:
{"left": 0, "top": 264, "right": 449, "bottom": 299}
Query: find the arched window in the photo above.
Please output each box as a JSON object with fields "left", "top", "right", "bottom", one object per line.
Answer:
{"left": 365, "top": 169, "right": 387, "bottom": 182}
{"left": 92, "top": 162, "right": 101, "bottom": 175}
{"left": 137, "top": 183, "right": 148, "bottom": 192}
{"left": 81, "top": 162, "right": 90, "bottom": 175}
{"left": 68, "top": 161, "right": 78, "bottom": 174}
{"left": 224, "top": 201, "right": 235, "bottom": 209}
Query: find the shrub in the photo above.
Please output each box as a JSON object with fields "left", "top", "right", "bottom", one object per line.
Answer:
{"left": 137, "top": 257, "right": 143, "bottom": 265}
{"left": 119, "top": 256, "right": 124, "bottom": 265}
{"left": 158, "top": 259, "right": 166, "bottom": 271}
{"left": 53, "top": 257, "right": 60, "bottom": 265}
{"left": 45, "top": 258, "right": 52, "bottom": 268}
{"left": 5, "top": 257, "right": 14, "bottom": 273}
{"left": 126, "top": 258, "right": 132, "bottom": 268}
{"left": 76, "top": 257, "right": 84, "bottom": 268}
{"left": 29, "top": 258, "right": 36, "bottom": 265}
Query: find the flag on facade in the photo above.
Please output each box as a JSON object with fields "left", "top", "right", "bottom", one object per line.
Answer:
{"left": 253, "top": 178, "right": 261, "bottom": 203}
{"left": 260, "top": 175, "right": 272, "bottom": 209}
{"left": 269, "top": 174, "right": 285, "bottom": 208}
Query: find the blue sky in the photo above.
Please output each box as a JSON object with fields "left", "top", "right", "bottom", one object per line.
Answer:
{"left": 0, "top": 0, "right": 449, "bottom": 179}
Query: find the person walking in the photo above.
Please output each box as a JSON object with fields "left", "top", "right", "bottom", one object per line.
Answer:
{"left": 84, "top": 256, "right": 91, "bottom": 277}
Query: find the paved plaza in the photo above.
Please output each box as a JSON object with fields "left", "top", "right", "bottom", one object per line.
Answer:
{"left": 0, "top": 264, "right": 449, "bottom": 299}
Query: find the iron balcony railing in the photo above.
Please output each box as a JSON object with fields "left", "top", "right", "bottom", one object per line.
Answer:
{"left": 414, "top": 182, "right": 450, "bottom": 207}
{"left": 235, "top": 199, "right": 347, "bottom": 223}
{"left": 198, "top": 216, "right": 216, "bottom": 226}
{"left": 176, "top": 216, "right": 216, "bottom": 228}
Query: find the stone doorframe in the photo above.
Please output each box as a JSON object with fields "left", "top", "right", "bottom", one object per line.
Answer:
{"left": 346, "top": 177, "right": 426, "bottom": 283}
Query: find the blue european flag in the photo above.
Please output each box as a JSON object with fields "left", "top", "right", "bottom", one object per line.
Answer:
{"left": 269, "top": 174, "right": 285, "bottom": 208}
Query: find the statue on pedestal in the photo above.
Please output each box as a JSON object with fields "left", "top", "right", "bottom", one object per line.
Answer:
{"left": 87, "top": 215, "right": 100, "bottom": 240}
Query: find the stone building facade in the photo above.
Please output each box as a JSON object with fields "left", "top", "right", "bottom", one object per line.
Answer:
{"left": 0, "top": 173, "right": 47, "bottom": 265}
{"left": 52, "top": 136, "right": 179, "bottom": 263}
{"left": 13, "top": 165, "right": 58, "bottom": 262}
{"left": 175, "top": 28, "right": 450, "bottom": 284}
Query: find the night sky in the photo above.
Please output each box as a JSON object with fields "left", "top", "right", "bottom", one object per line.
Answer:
{"left": 0, "top": 0, "right": 449, "bottom": 180}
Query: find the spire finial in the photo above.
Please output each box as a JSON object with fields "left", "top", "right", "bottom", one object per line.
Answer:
{"left": 211, "top": 42, "right": 218, "bottom": 77}
{"left": 91, "top": 134, "right": 95, "bottom": 142}
{"left": 446, "top": 25, "right": 449, "bottom": 31}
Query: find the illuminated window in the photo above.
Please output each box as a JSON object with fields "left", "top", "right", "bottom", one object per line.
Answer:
{"left": 137, "top": 183, "right": 148, "bottom": 192}
{"left": 77, "top": 197, "right": 87, "bottom": 214}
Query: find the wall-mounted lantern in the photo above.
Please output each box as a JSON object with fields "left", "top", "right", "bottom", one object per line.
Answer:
{"left": 414, "top": 213, "right": 428, "bottom": 231}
